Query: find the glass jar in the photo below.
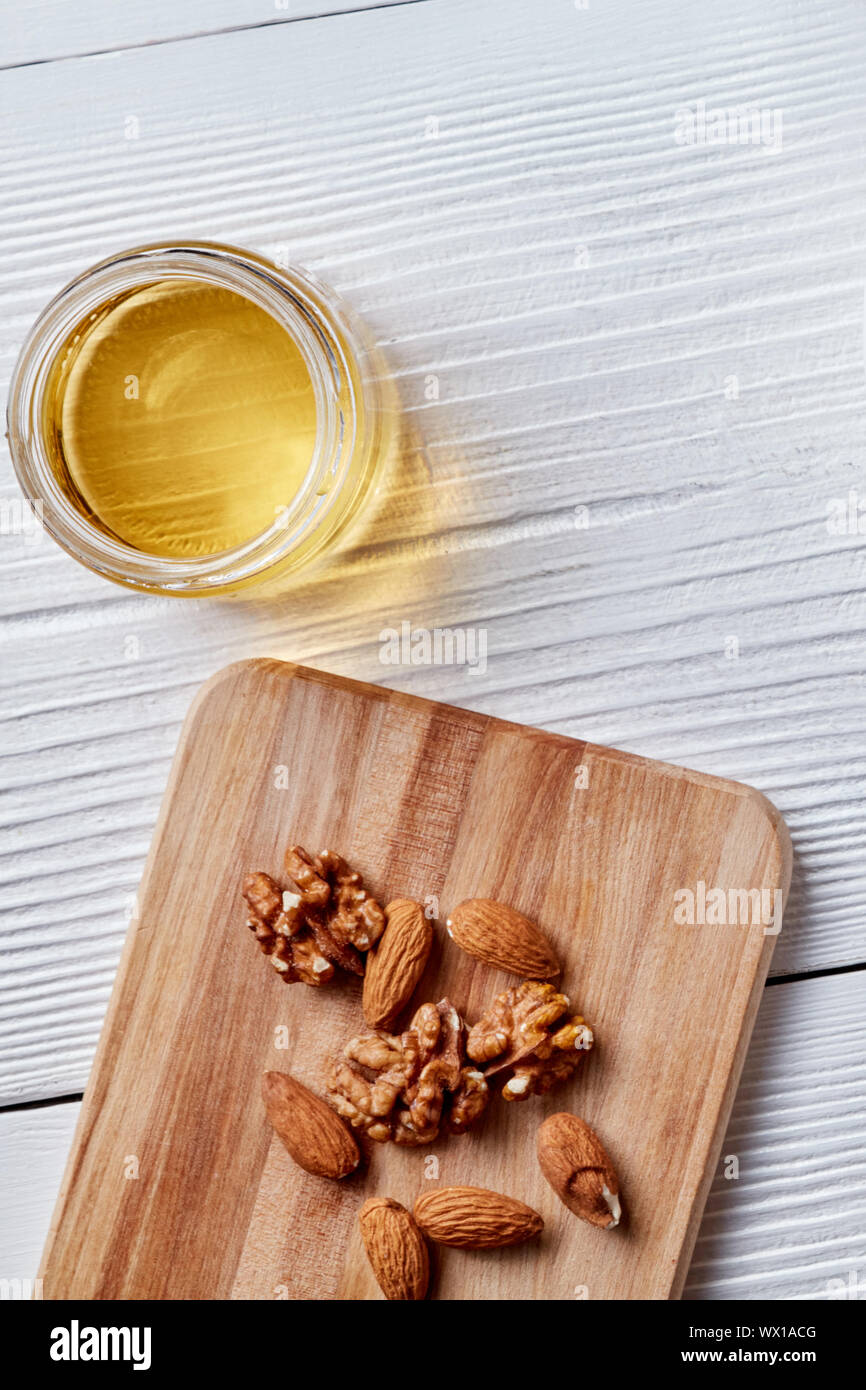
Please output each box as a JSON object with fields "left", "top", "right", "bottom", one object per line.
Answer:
{"left": 6, "top": 241, "right": 393, "bottom": 595}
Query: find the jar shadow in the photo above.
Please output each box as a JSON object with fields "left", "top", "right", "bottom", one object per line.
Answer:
{"left": 230, "top": 391, "right": 468, "bottom": 637}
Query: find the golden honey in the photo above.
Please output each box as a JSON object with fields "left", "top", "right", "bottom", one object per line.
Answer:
{"left": 7, "top": 243, "right": 391, "bottom": 594}
{"left": 42, "top": 280, "right": 319, "bottom": 559}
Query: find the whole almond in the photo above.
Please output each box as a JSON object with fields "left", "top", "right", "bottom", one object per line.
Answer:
{"left": 413, "top": 1185, "right": 543, "bottom": 1248}
{"left": 359, "top": 1197, "right": 430, "bottom": 1300}
{"left": 362, "top": 899, "right": 433, "bottom": 1029}
{"left": 262, "top": 1070, "right": 359, "bottom": 1180}
{"left": 446, "top": 899, "right": 560, "bottom": 979}
{"left": 537, "top": 1112, "right": 622, "bottom": 1229}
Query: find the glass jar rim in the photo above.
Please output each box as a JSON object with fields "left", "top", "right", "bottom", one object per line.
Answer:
{"left": 6, "top": 241, "right": 365, "bottom": 592}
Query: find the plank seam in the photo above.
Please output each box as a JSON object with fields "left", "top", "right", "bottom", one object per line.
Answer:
{"left": 0, "top": 0, "right": 434, "bottom": 75}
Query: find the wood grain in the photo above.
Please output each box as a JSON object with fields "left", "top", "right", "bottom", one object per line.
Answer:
{"left": 38, "top": 659, "right": 790, "bottom": 1300}
{"left": 7, "top": 969, "right": 864, "bottom": 1300}
{"left": 1, "top": 0, "right": 865, "bottom": 1107}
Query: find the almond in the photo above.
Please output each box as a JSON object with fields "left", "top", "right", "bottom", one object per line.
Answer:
{"left": 359, "top": 1197, "right": 429, "bottom": 1300}
{"left": 445, "top": 899, "right": 560, "bottom": 979}
{"left": 362, "top": 899, "right": 433, "bottom": 1029}
{"left": 262, "top": 1070, "right": 359, "bottom": 1180}
{"left": 537, "top": 1112, "right": 622, "bottom": 1229}
{"left": 413, "top": 1185, "right": 543, "bottom": 1248}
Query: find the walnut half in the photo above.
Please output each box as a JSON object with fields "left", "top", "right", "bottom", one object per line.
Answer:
{"left": 326, "top": 998, "right": 490, "bottom": 1145}
{"left": 466, "top": 981, "right": 594, "bottom": 1100}
{"left": 242, "top": 844, "right": 385, "bottom": 986}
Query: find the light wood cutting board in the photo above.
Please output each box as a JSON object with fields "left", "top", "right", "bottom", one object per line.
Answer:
{"left": 39, "top": 660, "right": 791, "bottom": 1301}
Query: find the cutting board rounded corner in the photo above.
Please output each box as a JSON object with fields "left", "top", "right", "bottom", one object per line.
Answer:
{"left": 183, "top": 657, "right": 297, "bottom": 720}
{"left": 736, "top": 782, "right": 793, "bottom": 902}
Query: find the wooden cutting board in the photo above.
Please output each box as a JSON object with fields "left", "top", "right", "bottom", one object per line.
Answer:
{"left": 39, "top": 660, "right": 791, "bottom": 1301}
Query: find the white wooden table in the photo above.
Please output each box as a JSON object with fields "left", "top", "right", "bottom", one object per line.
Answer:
{"left": 1, "top": 0, "right": 864, "bottom": 1301}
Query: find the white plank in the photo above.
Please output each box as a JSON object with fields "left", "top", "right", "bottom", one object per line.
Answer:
{"left": 0, "top": 1, "right": 414, "bottom": 68}
{"left": 0, "top": 0, "right": 865, "bottom": 1103}
{"left": 0, "top": 1100, "right": 79, "bottom": 1294}
{"left": 684, "top": 972, "right": 866, "bottom": 1301}
{"left": 2, "top": 972, "right": 863, "bottom": 1298}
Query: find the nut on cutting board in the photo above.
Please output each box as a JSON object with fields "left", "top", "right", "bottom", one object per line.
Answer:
{"left": 445, "top": 898, "right": 560, "bottom": 979}
{"left": 359, "top": 1197, "right": 430, "bottom": 1300}
{"left": 362, "top": 899, "right": 433, "bottom": 1029}
{"left": 537, "top": 1112, "right": 622, "bottom": 1229}
{"left": 262, "top": 1070, "right": 359, "bottom": 1179}
{"left": 414, "top": 1186, "right": 544, "bottom": 1249}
